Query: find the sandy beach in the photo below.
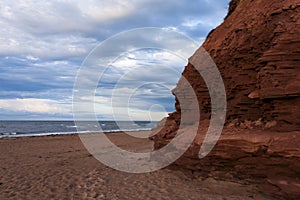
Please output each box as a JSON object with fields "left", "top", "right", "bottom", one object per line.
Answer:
{"left": 0, "top": 132, "right": 273, "bottom": 200}
{"left": 0, "top": 0, "right": 299, "bottom": 199}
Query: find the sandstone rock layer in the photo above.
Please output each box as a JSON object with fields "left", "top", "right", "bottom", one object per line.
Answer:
{"left": 203, "top": 0, "right": 300, "bottom": 130}
{"left": 152, "top": 0, "right": 300, "bottom": 199}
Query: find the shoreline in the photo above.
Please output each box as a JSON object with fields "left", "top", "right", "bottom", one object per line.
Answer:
{"left": 0, "top": 129, "right": 154, "bottom": 139}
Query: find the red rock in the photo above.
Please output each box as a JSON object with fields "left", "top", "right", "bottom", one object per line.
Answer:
{"left": 152, "top": 0, "right": 300, "bottom": 198}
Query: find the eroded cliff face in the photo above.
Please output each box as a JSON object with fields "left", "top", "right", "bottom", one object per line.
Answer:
{"left": 203, "top": 0, "right": 300, "bottom": 130}
{"left": 153, "top": 0, "right": 300, "bottom": 144}
{"left": 152, "top": 0, "right": 300, "bottom": 198}
{"left": 169, "top": 0, "right": 299, "bottom": 134}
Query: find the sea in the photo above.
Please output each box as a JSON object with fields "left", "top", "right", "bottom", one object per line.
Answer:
{"left": 0, "top": 121, "right": 158, "bottom": 138}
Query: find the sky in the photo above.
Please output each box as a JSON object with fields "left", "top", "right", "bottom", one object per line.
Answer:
{"left": 0, "top": 0, "right": 230, "bottom": 121}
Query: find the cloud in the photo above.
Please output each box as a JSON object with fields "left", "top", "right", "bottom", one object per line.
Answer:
{"left": 0, "top": 98, "right": 70, "bottom": 114}
{"left": 0, "top": 0, "right": 230, "bottom": 120}
{"left": 0, "top": 58, "right": 78, "bottom": 95}
{"left": 0, "top": 0, "right": 229, "bottom": 58}
{"left": 83, "top": 1, "right": 135, "bottom": 22}
{"left": 74, "top": 49, "right": 183, "bottom": 121}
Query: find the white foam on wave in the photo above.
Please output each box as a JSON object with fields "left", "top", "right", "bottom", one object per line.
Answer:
{"left": 1, "top": 132, "right": 17, "bottom": 136}
{"left": 0, "top": 128, "right": 152, "bottom": 139}
{"left": 0, "top": 131, "right": 85, "bottom": 139}
{"left": 66, "top": 125, "right": 78, "bottom": 128}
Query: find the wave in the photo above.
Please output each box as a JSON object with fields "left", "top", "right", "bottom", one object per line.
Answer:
{"left": 0, "top": 132, "right": 17, "bottom": 136}
{"left": 66, "top": 125, "right": 78, "bottom": 128}
{"left": 0, "top": 128, "right": 152, "bottom": 139}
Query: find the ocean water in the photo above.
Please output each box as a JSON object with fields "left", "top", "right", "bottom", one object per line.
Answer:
{"left": 0, "top": 121, "right": 158, "bottom": 138}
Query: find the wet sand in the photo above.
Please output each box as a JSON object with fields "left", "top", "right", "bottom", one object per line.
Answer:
{"left": 0, "top": 132, "right": 273, "bottom": 200}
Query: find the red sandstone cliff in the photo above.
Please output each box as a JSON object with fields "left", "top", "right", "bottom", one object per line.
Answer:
{"left": 152, "top": 0, "right": 300, "bottom": 199}
{"left": 204, "top": 0, "right": 300, "bottom": 130}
